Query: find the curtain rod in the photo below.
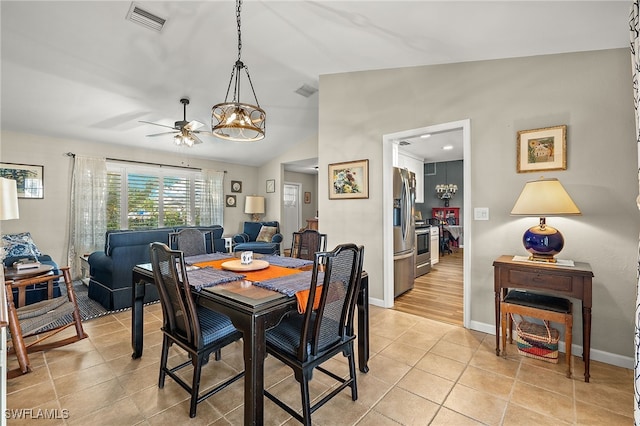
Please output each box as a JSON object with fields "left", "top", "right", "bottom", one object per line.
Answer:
{"left": 65, "top": 152, "right": 226, "bottom": 173}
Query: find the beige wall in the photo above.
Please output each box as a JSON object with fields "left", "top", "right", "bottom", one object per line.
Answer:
{"left": 0, "top": 130, "right": 259, "bottom": 263}
{"left": 283, "top": 170, "right": 318, "bottom": 225}
{"left": 319, "top": 49, "right": 637, "bottom": 364}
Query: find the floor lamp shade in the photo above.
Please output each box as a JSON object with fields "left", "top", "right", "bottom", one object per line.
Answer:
{"left": 0, "top": 177, "right": 19, "bottom": 220}
{"left": 511, "top": 178, "right": 580, "bottom": 262}
{"left": 245, "top": 195, "right": 265, "bottom": 221}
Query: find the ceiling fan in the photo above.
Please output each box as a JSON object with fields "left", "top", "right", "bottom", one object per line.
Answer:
{"left": 140, "top": 98, "right": 207, "bottom": 147}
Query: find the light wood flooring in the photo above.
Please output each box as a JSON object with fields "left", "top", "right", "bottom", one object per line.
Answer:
{"left": 394, "top": 248, "right": 463, "bottom": 326}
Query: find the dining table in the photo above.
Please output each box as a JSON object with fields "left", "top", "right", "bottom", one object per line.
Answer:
{"left": 129, "top": 254, "right": 369, "bottom": 425}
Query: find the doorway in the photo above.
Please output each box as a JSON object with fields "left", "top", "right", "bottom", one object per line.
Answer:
{"left": 382, "top": 119, "right": 471, "bottom": 328}
{"left": 282, "top": 182, "right": 302, "bottom": 250}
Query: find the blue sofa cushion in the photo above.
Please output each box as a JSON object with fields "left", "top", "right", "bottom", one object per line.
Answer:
{"left": 234, "top": 242, "right": 279, "bottom": 255}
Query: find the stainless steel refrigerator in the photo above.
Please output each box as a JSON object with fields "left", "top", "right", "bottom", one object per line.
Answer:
{"left": 393, "top": 167, "right": 416, "bottom": 297}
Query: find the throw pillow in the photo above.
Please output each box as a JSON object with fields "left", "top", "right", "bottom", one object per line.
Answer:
{"left": 256, "top": 226, "right": 277, "bottom": 243}
{"left": 2, "top": 232, "right": 43, "bottom": 258}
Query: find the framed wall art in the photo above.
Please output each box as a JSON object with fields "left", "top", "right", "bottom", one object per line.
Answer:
{"left": 231, "top": 180, "right": 242, "bottom": 193}
{"left": 266, "top": 179, "right": 275, "bottom": 193}
{"left": 0, "top": 162, "right": 44, "bottom": 198}
{"left": 517, "top": 125, "right": 567, "bottom": 173}
{"left": 225, "top": 195, "right": 236, "bottom": 207}
{"left": 304, "top": 192, "right": 311, "bottom": 204}
{"left": 328, "top": 159, "right": 369, "bottom": 200}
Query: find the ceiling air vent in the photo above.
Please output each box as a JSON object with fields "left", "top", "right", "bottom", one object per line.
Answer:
{"left": 126, "top": 3, "right": 166, "bottom": 32}
{"left": 294, "top": 84, "right": 318, "bottom": 98}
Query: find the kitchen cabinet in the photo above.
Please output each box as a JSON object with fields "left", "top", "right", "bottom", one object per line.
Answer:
{"left": 395, "top": 147, "right": 424, "bottom": 203}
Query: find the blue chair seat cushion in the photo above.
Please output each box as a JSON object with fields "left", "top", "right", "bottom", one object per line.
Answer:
{"left": 266, "top": 313, "right": 343, "bottom": 357}
{"left": 234, "top": 242, "right": 278, "bottom": 255}
{"left": 196, "top": 306, "right": 238, "bottom": 346}
{"left": 504, "top": 290, "right": 571, "bottom": 314}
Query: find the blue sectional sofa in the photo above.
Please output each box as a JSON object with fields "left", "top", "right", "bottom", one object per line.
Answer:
{"left": 88, "top": 225, "right": 225, "bottom": 310}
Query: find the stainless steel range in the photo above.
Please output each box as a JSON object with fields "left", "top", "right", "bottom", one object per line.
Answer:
{"left": 415, "top": 225, "right": 431, "bottom": 277}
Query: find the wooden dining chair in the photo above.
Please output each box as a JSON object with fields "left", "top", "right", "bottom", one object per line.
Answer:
{"left": 290, "top": 229, "right": 327, "bottom": 261}
{"left": 5, "top": 266, "right": 87, "bottom": 377}
{"left": 264, "top": 243, "right": 364, "bottom": 425}
{"left": 149, "top": 242, "right": 244, "bottom": 418}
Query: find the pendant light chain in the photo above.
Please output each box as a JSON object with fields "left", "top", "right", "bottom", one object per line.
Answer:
{"left": 236, "top": 0, "right": 242, "bottom": 62}
{"left": 211, "top": 0, "right": 266, "bottom": 142}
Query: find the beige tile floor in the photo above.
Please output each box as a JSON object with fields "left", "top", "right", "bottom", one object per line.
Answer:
{"left": 6, "top": 303, "right": 633, "bottom": 425}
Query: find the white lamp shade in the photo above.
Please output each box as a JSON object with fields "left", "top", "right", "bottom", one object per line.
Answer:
{"left": 511, "top": 178, "right": 580, "bottom": 216}
{"left": 244, "top": 195, "right": 265, "bottom": 214}
{"left": 0, "top": 177, "right": 19, "bottom": 220}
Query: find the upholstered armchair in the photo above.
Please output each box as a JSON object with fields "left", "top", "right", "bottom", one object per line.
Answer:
{"left": 233, "top": 221, "right": 283, "bottom": 255}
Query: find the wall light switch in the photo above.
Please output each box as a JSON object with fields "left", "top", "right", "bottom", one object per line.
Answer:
{"left": 474, "top": 207, "right": 489, "bottom": 220}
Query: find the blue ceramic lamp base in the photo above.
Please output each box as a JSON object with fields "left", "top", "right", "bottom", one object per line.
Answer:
{"left": 522, "top": 218, "right": 564, "bottom": 263}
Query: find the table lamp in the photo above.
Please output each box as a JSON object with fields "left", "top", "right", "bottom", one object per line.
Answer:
{"left": 244, "top": 195, "right": 265, "bottom": 222}
{"left": 510, "top": 177, "right": 580, "bottom": 263}
{"left": 0, "top": 177, "right": 19, "bottom": 221}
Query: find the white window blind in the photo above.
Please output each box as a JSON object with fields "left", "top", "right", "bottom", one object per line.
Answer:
{"left": 106, "top": 162, "right": 210, "bottom": 230}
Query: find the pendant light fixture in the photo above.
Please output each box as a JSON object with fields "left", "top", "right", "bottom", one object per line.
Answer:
{"left": 212, "top": 0, "right": 265, "bottom": 142}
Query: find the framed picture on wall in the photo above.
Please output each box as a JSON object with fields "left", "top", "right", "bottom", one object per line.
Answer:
{"left": 304, "top": 192, "right": 311, "bottom": 204}
{"left": 266, "top": 179, "right": 275, "bottom": 193}
{"left": 0, "top": 162, "right": 44, "bottom": 198}
{"left": 225, "top": 195, "right": 236, "bottom": 207}
{"left": 231, "top": 180, "right": 242, "bottom": 193}
{"left": 517, "top": 125, "right": 567, "bottom": 173}
{"left": 328, "top": 159, "right": 369, "bottom": 200}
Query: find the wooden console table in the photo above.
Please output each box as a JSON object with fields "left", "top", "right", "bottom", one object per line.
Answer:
{"left": 493, "top": 255, "right": 593, "bottom": 382}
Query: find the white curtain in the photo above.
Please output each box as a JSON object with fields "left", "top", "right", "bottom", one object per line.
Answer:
{"left": 200, "top": 169, "right": 225, "bottom": 226}
{"left": 630, "top": 2, "right": 640, "bottom": 424}
{"left": 68, "top": 155, "right": 107, "bottom": 279}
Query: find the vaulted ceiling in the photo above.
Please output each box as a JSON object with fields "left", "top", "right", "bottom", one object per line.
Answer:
{"left": 1, "top": 1, "right": 630, "bottom": 167}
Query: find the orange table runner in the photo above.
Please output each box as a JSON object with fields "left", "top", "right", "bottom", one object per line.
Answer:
{"left": 194, "top": 259, "right": 302, "bottom": 282}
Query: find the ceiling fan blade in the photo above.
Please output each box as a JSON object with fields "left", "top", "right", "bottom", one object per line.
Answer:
{"left": 139, "top": 120, "right": 177, "bottom": 130}
{"left": 191, "top": 133, "right": 204, "bottom": 144}
{"left": 184, "top": 120, "right": 205, "bottom": 131}
{"left": 146, "top": 131, "right": 178, "bottom": 137}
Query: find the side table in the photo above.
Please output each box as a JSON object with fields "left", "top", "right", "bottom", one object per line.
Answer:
{"left": 79, "top": 255, "right": 90, "bottom": 286}
{"left": 493, "top": 255, "right": 593, "bottom": 382}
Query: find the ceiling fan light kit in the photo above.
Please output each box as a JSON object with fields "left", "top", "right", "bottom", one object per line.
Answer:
{"left": 211, "top": 0, "right": 266, "bottom": 142}
{"left": 140, "top": 98, "right": 206, "bottom": 147}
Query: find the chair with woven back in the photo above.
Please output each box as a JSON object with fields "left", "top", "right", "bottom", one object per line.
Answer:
{"left": 4, "top": 266, "right": 87, "bottom": 378}
{"left": 149, "top": 242, "right": 244, "bottom": 418}
{"left": 290, "top": 229, "right": 327, "bottom": 261}
{"left": 168, "top": 228, "right": 211, "bottom": 257}
{"left": 264, "top": 243, "right": 365, "bottom": 425}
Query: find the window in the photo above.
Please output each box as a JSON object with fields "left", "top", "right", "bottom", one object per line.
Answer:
{"left": 106, "top": 163, "right": 209, "bottom": 230}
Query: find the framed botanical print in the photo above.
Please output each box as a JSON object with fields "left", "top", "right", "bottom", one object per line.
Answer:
{"left": 517, "top": 125, "right": 567, "bottom": 173}
{"left": 328, "top": 159, "right": 369, "bottom": 200}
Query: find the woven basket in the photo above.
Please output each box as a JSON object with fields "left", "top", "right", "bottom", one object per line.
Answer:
{"left": 513, "top": 315, "right": 560, "bottom": 363}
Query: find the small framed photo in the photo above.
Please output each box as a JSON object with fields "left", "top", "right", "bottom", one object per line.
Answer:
{"left": 0, "top": 162, "right": 44, "bottom": 199}
{"left": 328, "top": 159, "right": 369, "bottom": 200}
{"left": 304, "top": 192, "right": 311, "bottom": 204}
{"left": 231, "top": 180, "right": 242, "bottom": 193}
{"left": 266, "top": 179, "right": 275, "bottom": 193}
{"left": 517, "top": 125, "right": 567, "bottom": 173}
{"left": 225, "top": 195, "right": 236, "bottom": 207}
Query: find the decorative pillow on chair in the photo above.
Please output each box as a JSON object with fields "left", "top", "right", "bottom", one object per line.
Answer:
{"left": 2, "top": 232, "right": 43, "bottom": 258}
{"left": 256, "top": 226, "right": 277, "bottom": 243}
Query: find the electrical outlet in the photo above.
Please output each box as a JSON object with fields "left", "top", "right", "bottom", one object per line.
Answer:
{"left": 474, "top": 207, "right": 489, "bottom": 220}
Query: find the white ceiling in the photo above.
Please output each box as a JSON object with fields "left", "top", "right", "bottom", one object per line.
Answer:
{"left": 1, "top": 1, "right": 630, "bottom": 169}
